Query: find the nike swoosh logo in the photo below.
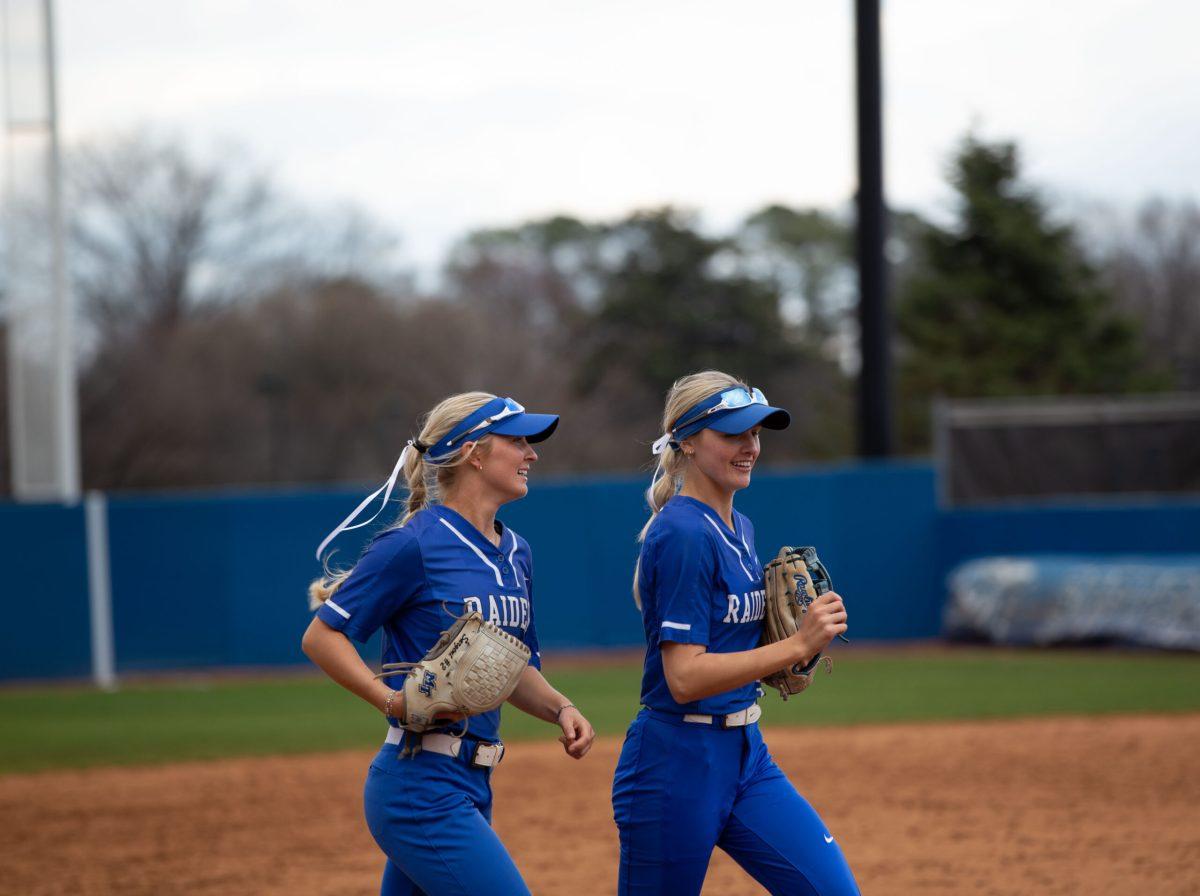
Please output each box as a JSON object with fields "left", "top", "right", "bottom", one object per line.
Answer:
{"left": 824, "top": 834, "right": 834, "bottom": 844}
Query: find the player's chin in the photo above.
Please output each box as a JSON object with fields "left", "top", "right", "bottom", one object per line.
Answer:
{"left": 728, "top": 466, "right": 753, "bottom": 488}
{"left": 494, "top": 477, "right": 529, "bottom": 503}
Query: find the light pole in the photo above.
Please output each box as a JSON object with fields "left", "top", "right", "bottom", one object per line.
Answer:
{"left": 855, "top": 0, "right": 893, "bottom": 458}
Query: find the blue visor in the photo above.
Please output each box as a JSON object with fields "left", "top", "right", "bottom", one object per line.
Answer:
{"left": 671, "top": 387, "right": 790, "bottom": 442}
{"left": 427, "top": 397, "right": 559, "bottom": 463}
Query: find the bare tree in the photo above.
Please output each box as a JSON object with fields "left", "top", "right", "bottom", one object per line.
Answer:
{"left": 66, "top": 131, "right": 416, "bottom": 490}
{"left": 440, "top": 218, "right": 640, "bottom": 472}
{"left": 1088, "top": 197, "right": 1200, "bottom": 389}
{"left": 79, "top": 275, "right": 477, "bottom": 490}
{"left": 68, "top": 131, "right": 403, "bottom": 342}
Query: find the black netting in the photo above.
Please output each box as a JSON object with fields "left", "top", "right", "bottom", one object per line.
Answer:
{"left": 938, "top": 398, "right": 1200, "bottom": 506}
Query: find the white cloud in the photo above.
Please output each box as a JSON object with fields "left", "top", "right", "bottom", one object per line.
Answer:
{"left": 37, "top": 0, "right": 1200, "bottom": 268}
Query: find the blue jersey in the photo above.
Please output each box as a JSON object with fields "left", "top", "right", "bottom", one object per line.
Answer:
{"left": 315, "top": 503, "right": 541, "bottom": 742}
{"left": 636, "top": 495, "right": 766, "bottom": 716}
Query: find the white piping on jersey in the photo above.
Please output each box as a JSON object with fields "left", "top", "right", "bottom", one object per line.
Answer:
{"left": 325, "top": 599, "right": 350, "bottom": 620}
{"left": 740, "top": 534, "right": 761, "bottom": 574}
{"left": 438, "top": 517, "right": 505, "bottom": 587}
{"left": 661, "top": 620, "right": 692, "bottom": 631}
{"left": 507, "top": 530, "right": 524, "bottom": 587}
{"left": 703, "top": 514, "right": 755, "bottom": 582}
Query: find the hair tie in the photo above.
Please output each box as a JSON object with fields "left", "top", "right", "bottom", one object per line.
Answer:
{"left": 410, "top": 439, "right": 428, "bottom": 455}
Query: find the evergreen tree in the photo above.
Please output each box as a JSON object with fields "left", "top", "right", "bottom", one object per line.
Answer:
{"left": 577, "top": 208, "right": 801, "bottom": 398}
{"left": 897, "top": 136, "right": 1157, "bottom": 451}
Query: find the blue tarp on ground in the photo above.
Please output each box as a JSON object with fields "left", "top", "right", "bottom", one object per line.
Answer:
{"left": 945, "top": 554, "right": 1200, "bottom": 649}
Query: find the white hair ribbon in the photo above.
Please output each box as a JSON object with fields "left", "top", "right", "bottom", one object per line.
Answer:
{"left": 645, "top": 461, "right": 668, "bottom": 512}
{"left": 315, "top": 441, "right": 415, "bottom": 562}
{"left": 651, "top": 432, "right": 673, "bottom": 455}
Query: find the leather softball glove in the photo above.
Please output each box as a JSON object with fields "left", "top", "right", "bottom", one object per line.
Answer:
{"left": 761, "top": 546, "right": 837, "bottom": 700}
{"left": 377, "top": 611, "right": 530, "bottom": 733}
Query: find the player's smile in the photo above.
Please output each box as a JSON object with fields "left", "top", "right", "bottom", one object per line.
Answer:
{"left": 729, "top": 455, "right": 755, "bottom": 484}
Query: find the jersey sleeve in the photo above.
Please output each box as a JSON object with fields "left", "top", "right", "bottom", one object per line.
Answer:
{"left": 645, "top": 527, "right": 718, "bottom": 647}
{"left": 522, "top": 580, "right": 543, "bottom": 671}
{"left": 516, "top": 536, "right": 542, "bottom": 670}
{"left": 314, "top": 529, "right": 425, "bottom": 643}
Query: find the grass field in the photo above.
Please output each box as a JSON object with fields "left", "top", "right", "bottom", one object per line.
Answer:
{"left": 2, "top": 648, "right": 1198, "bottom": 774}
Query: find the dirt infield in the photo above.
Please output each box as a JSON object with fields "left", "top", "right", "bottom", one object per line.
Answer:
{"left": 2, "top": 714, "right": 1197, "bottom": 895}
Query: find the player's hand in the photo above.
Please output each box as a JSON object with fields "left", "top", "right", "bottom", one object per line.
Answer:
{"left": 792, "top": 591, "right": 848, "bottom": 661}
{"left": 557, "top": 706, "right": 595, "bottom": 759}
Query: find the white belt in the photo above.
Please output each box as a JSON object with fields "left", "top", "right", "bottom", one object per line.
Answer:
{"left": 384, "top": 728, "right": 505, "bottom": 767}
{"left": 682, "top": 703, "right": 762, "bottom": 727}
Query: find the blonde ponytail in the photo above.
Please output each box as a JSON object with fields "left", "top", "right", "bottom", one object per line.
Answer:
{"left": 399, "top": 432, "right": 430, "bottom": 526}
{"left": 308, "top": 565, "right": 350, "bottom": 609}
{"left": 309, "top": 391, "right": 497, "bottom": 608}
{"left": 638, "top": 445, "right": 688, "bottom": 541}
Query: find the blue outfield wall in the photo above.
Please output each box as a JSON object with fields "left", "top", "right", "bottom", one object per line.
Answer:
{"left": 0, "top": 503, "right": 91, "bottom": 680}
{"left": 740, "top": 463, "right": 944, "bottom": 639}
{"left": 3, "top": 465, "right": 1200, "bottom": 680}
{"left": 105, "top": 492, "right": 356, "bottom": 673}
{"left": 939, "top": 499, "right": 1200, "bottom": 568}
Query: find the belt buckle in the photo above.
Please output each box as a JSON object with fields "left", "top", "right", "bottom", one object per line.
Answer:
{"left": 721, "top": 704, "right": 761, "bottom": 728}
{"left": 471, "top": 742, "right": 504, "bottom": 768}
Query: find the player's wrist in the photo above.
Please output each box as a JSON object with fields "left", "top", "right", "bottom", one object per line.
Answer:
{"left": 383, "top": 688, "right": 404, "bottom": 722}
{"left": 787, "top": 632, "right": 817, "bottom": 666}
{"left": 555, "top": 702, "right": 576, "bottom": 722}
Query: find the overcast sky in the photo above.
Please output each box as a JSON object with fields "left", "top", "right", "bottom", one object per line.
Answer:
{"left": 46, "top": 0, "right": 1200, "bottom": 270}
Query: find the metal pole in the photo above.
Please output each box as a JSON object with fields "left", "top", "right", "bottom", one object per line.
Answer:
{"left": 85, "top": 491, "right": 117, "bottom": 690}
{"left": 45, "top": 0, "right": 80, "bottom": 501}
{"left": 2, "top": 0, "right": 80, "bottom": 501}
{"left": 855, "top": 0, "right": 893, "bottom": 457}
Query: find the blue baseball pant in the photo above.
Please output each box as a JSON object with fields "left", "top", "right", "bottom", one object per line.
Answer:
{"left": 363, "top": 742, "right": 531, "bottom": 896}
{"left": 612, "top": 709, "right": 860, "bottom": 896}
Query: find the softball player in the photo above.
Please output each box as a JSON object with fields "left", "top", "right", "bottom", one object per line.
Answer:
{"left": 612, "top": 371, "right": 859, "bottom": 896}
{"left": 302, "top": 391, "right": 595, "bottom": 896}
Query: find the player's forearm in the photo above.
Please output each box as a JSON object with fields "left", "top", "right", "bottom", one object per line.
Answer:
{"left": 301, "top": 617, "right": 395, "bottom": 715}
{"left": 507, "top": 666, "right": 572, "bottom": 724}
{"left": 664, "top": 639, "right": 806, "bottom": 704}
